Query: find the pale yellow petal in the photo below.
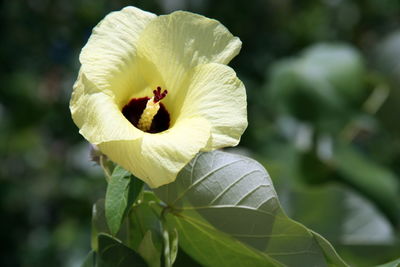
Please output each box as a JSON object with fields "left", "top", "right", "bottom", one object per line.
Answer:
{"left": 136, "top": 11, "right": 242, "bottom": 102}
{"left": 80, "top": 6, "right": 156, "bottom": 105}
{"left": 98, "top": 117, "right": 211, "bottom": 188}
{"left": 70, "top": 72, "right": 143, "bottom": 144}
{"left": 174, "top": 63, "right": 247, "bottom": 149}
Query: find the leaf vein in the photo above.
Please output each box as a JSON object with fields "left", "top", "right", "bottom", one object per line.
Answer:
{"left": 176, "top": 205, "right": 285, "bottom": 220}
{"left": 234, "top": 184, "right": 271, "bottom": 206}
{"left": 171, "top": 159, "right": 245, "bottom": 206}
{"left": 209, "top": 169, "right": 263, "bottom": 205}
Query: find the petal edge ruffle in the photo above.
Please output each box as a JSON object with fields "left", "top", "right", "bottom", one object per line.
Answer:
{"left": 136, "top": 11, "right": 242, "bottom": 97}
{"left": 175, "top": 63, "right": 248, "bottom": 149}
{"left": 98, "top": 116, "right": 211, "bottom": 188}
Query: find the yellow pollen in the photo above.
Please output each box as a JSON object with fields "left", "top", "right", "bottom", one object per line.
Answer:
{"left": 137, "top": 97, "right": 160, "bottom": 132}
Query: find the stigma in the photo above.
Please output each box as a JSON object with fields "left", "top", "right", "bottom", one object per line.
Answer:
{"left": 137, "top": 87, "right": 168, "bottom": 132}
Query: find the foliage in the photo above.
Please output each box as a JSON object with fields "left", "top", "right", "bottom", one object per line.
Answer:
{"left": 87, "top": 151, "right": 347, "bottom": 266}
{"left": 155, "top": 151, "right": 346, "bottom": 266}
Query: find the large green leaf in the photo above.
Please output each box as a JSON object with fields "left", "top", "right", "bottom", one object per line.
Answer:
{"left": 166, "top": 211, "right": 281, "bottom": 267}
{"left": 154, "top": 151, "right": 347, "bottom": 267}
{"left": 287, "top": 183, "right": 395, "bottom": 245}
{"left": 259, "top": 142, "right": 399, "bottom": 266}
{"left": 105, "top": 165, "right": 143, "bottom": 235}
{"left": 290, "top": 184, "right": 400, "bottom": 265}
{"left": 333, "top": 144, "right": 400, "bottom": 227}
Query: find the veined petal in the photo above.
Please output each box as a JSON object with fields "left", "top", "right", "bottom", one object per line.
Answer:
{"left": 80, "top": 6, "right": 156, "bottom": 104}
{"left": 136, "top": 11, "right": 242, "bottom": 100}
{"left": 175, "top": 63, "right": 247, "bottom": 149}
{"left": 98, "top": 117, "right": 211, "bottom": 188}
{"left": 70, "top": 72, "right": 143, "bottom": 144}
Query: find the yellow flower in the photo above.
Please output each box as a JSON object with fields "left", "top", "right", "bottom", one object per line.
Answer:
{"left": 70, "top": 6, "right": 247, "bottom": 188}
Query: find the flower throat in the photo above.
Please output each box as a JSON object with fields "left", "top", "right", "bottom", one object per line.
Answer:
{"left": 122, "top": 87, "right": 170, "bottom": 133}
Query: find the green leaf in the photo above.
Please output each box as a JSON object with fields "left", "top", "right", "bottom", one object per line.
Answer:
{"left": 97, "top": 233, "right": 147, "bottom": 267}
{"left": 94, "top": 192, "right": 164, "bottom": 267}
{"left": 166, "top": 212, "right": 282, "bottom": 267}
{"left": 283, "top": 182, "right": 399, "bottom": 265}
{"left": 173, "top": 247, "right": 202, "bottom": 266}
{"left": 334, "top": 144, "right": 400, "bottom": 226}
{"left": 129, "top": 192, "right": 163, "bottom": 251}
{"left": 154, "top": 151, "right": 348, "bottom": 267}
{"left": 311, "top": 231, "right": 350, "bottom": 266}
{"left": 105, "top": 165, "right": 143, "bottom": 236}
{"left": 81, "top": 250, "right": 96, "bottom": 267}
{"left": 92, "top": 199, "right": 133, "bottom": 251}
{"left": 287, "top": 183, "right": 395, "bottom": 245}
{"left": 128, "top": 191, "right": 164, "bottom": 266}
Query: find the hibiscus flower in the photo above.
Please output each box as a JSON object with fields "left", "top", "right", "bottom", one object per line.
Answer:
{"left": 70, "top": 6, "right": 247, "bottom": 187}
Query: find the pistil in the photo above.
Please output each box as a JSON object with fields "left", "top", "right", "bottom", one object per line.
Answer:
{"left": 137, "top": 87, "right": 168, "bottom": 132}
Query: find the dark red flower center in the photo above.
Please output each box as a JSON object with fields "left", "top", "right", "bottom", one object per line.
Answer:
{"left": 122, "top": 88, "right": 170, "bottom": 133}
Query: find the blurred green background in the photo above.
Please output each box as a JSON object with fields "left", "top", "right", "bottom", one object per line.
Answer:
{"left": 1, "top": 0, "right": 400, "bottom": 266}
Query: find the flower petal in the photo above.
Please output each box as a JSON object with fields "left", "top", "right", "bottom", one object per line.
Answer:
{"left": 174, "top": 63, "right": 248, "bottom": 149}
{"left": 98, "top": 117, "right": 211, "bottom": 188}
{"left": 136, "top": 11, "right": 242, "bottom": 97}
{"left": 70, "top": 72, "right": 143, "bottom": 144}
{"left": 80, "top": 6, "right": 156, "bottom": 104}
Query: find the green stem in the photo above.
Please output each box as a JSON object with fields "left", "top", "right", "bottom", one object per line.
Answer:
{"left": 99, "top": 155, "right": 112, "bottom": 183}
{"left": 161, "top": 207, "right": 171, "bottom": 267}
